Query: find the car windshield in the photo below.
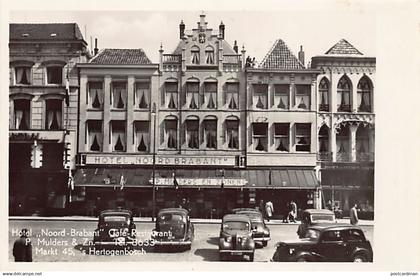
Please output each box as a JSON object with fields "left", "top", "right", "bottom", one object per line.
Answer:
{"left": 311, "top": 214, "right": 335, "bottom": 222}
{"left": 103, "top": 216, "right": 129, "bottom": 223}
{"left": 158, "top": 213, "right": 185, "bottom": 223}
{"left": 304, "top": 229, "right": 321, "bottom": 241}
{"left": 239, "top": 212, "right": 263, "bottom": 223}
{"left": 223, "top": 221, "right": 249, "bottom": 231}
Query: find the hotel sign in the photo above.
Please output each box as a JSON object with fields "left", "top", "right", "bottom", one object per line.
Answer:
{"left": 155, "top": 178, "right": 247, "bottom": 187}
{"left": 85, "top": 155, "right": 236, "bottom": 166}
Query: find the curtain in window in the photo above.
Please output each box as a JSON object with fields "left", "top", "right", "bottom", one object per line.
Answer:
{"left": 276, "top": 94, "right": 288, "bottom": 109}
{"left": 226, "top": 120, "right": 239, "bottom": 149}
{"left": 165, "top": 83, "right": 178, "bottom": 108}
{"left": 136, "top": 130, "right": 149, "bottom": 152}
{"left": 191, "top": 51, "right": 200, "bottom": 64}
{"left": 254, "top": 137, "right": 266, "bottom": 151}
{"left": 89, "top": 130, "right": 102, "bottom": 151}
{"left": 205, "top": 51, "right": 214, "bottom": 64}
{"left": 226, "top": 84, "right": 239, "bottom": 109}
{"left": 166, "top": 128, "right": 177, "bottom": 148}
{"left": 275, "top": 137, "right": 288, "bottom": 151}
{"left": 15, "top": 110, "right": 23, "bottom": 129}
{"left": 187, "top": 83, "right": 199, "bottom": 109}
{"left": 112, "top": 130, "right": 125, "bottom": 151}
{"left": 357, "top": 92, "right": 370, "bottom": 111}
{"left": 47, "top": 110, "right": 62, "bottom": 130}
{"left": 186, "top": 121, "right": 199, "bottom": 149}
{"left": 112, "top": 85, "right": 126, "bottom": 108}
{"left": 136, "top": 85, "right": 149, "bottom": 108}
{"left": 205, "top": 83, "right": 217, "bottom": 109}
{"left": 89, "top": 83, "right": 103, "bottom": 108}
{"left": 16, "top": 67, "right": 30, "bottom": 84}
{"left": 204, "top": 121, "right": 217, "bottom": 149}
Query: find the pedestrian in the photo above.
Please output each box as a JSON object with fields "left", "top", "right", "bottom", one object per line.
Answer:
{"left": 265, "top": 200, "right": 274, "bottom": 221}
{"left": 258, "top": 199, "right": 264, "bottom": 213}
{"left": 287, "top": 201, "right": 297, "bottom": 223}
{"left": 350, "top": 202, "right": 359, "bottom": 225}
{"left": 13, "top": 228, "right": 32, "bottom": 262}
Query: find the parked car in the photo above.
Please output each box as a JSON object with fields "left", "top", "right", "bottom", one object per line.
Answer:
{"left": 93, "top": 209, "right": 136, "bottom": 248}
{"left": 152, "top": 208, "right": 194, "bottom": 250}
{"left": 219, "top": 214, "right": 255, "bottom": 261}
{"left": 233, "top": 209, "right": 270, "bottom": 247}
{"left": 272, "top": 224, "right": 373, "bottom": 262}
{"left": 297, "top": 209, "right": 336, "bottom": 238}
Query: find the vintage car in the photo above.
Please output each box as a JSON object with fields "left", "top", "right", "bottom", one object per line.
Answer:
{"left": 272, "top": 224, "right": 373, "bottom": 262}
{"left": 219, "top": 214, "right": 255, "bottom": 261}
{"left": 297, "top": 209, "right": 336, "bottom": 238}
{"left": 93, "top": 209, "right": 136, "bottom": 248}
{"left": 232, "top": 209, "right": 270, "bottom": 247}
{"left": 152, "top": 208, "right": 194, "bottom": 250}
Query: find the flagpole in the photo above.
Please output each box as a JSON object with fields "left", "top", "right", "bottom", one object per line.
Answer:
{"left": 151, "top": 103, "right": 157, "bottom": 222}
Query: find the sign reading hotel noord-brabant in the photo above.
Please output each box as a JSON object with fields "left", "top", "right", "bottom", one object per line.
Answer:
{"left": 155, "top": 178, "right": 247, "bottom": 187}
{"left": 85, "top": 154, "right": 236, "bottom": 166}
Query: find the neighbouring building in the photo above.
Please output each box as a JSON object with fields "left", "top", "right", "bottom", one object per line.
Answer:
{"left": 244, "top": 40, "right": 322, "bottom": 217}
{"left": 311, "top": 39, "right": 375, "bottom": 218}
{"left": 9, "top": 23, "right": 88, "bottom": 215}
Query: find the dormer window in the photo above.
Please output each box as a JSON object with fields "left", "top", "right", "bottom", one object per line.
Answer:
{"left": 191, "top": 46, "right": 200, "bottom": 64}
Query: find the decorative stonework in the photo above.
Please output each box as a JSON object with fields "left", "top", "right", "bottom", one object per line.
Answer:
{"left": 334, "top": 113, "right": 375, "bottom": 130}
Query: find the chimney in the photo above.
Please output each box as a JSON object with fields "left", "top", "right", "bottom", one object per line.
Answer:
{"left": 179, "top": 20, "right": 185, "bottom": 39}
{"left": 219, "top": 21, "right": 225, "bottom": 39}
{"left": 233, "top": 40, "right": 238, "bottom": 53}
{"left": 298, "top": 45, "right": 305, "bottom": 66}
{"left": 94, "top": 38, "right": 98, "bottom": 56}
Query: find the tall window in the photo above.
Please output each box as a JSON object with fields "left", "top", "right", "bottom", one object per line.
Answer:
{"left": 165, "top": 82, "right": 178, "bottom": 109}
{"left": 274, "top": 123, "right": 289, "bottom": 152}
{"left": 15, "top": 67, "right": 31, "bottom": 85}
{"left": 111, "top": 121, "right": 126, "bottom": 152}
{"left": 45, "top": 99, "right": 62, "bottom": 130}
{"left": 46, "top": 66, "right": 63, "bottom": 84}
{"left": 186, "top": 82, "right": 199, "bottom": 109}
{"left": 253, "top": 84, "right": 268, "bottom": 109}
{"left": 318, "top": 78, "right": 329, "bottom": 111}
{"left": 87, "top": 120, "right": 102, "bottom": 152}
{"left": 135, "top": 82, "right": 150, "bottom": 109}
{"left": 274, "top": 84, "right": 289, "bottom": 109}
{"left": 295, "top": 123, "right": 311, "bottom": 152}
{"left": 226, "top": 119, "right": 239, "bottom": 149}
{"left": 164, "top": 118, "right": 178, "bottom": 149}
{"left": 111, "top": 82, "right": 127, "bottom": 109}
{"left": 205, "top": 46, "right": 214, "bottom": 64}
{"left": 191, "top": 46, "right": 200, "bottom": 64}
{"left": 134, "top": 121, "right": 149, "bottom": 152}
{"left": 204, "top": 82, "right": 217, "bottom": 109}
{"left": 203, "top": 118, "right": 217, "bottom": 149}
{"left": 295, "top": 84, "right": 311, "bottom": 110}
{"left": 357, "top": 76, "right": 372, "bottom": 112}
{"left": 13, "top": 99, "right": 30, "bottom": 130}
{"left": 226, "top": 83, "right": 239, "bottom": 109}
{"left": 318, "top": 125, "right": 329, "bottom": 153}
{"left": 252, "top": 123, "right": 268, "bottom": 151}
{"left": 88, "top": 82, "right": 104, "bottom": 109}
{"left": 336, "top": 126, "right": 350, "bottom": 161}
{"left": 337, "top": 76, "right": 351, "bottom": 112}
{"left": 185, "top": 118, "right": 199, "bottom": 149}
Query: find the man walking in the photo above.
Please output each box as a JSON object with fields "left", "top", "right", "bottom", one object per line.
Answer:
{"left": 350, "top": 202, "right": 359, "bottom": 225}
{"left": 265, "top": 200, "right": 274, "bottom": 222}
{"left": 13, "top": 228, "right": 32, "bottom": 262}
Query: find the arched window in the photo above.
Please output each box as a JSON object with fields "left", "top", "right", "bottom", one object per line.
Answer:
{"left": 163, "top": 116, "right": 178, "bottom": 149}
{"left": 357, "top": 76, "right": 372, "bottom": 112}
{"left": 337, "top": 75, "right": 352, "bottom": 112}
{"left": 225, "top": 116, "right": 239, "bottom": 149}
{"left": 318, "top": 125, "right": 330, "bottom": 161}
{"left": 319, "top": 78, "right": 329, "bottom": 111}
{"left": 205, "top": 46, "right": 214, "bottom": 64}
{"left": 191, "top": 46, "right": 200, "bottom": 64}
{"left": 185, "top": 116, "right": 199, "bottom": 149}
{"left": 203, "top": 116, "right": 217, "bottom": 149}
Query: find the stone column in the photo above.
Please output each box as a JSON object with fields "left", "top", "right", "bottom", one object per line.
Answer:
{"left": 369, "top": 127, "right": 375, "bottom": 161}
{"left": 351, "top": 75, "right": 358, "bottom": 112}
{"left": 311, "top": 77, "right": 316, "bottom": 112}
{"left": 330, "top": 71, "right": 338, "bottom": 113}
{"left": 126, "top": 76, "right": 135, "bottom": 153}
{"left": 103, "top": 75, "right": 111, "bottom": 152}
{"left": 330, "top": 126, "right": 337, "bottom": 162}
{"left": 349, "top": 124, "right": 358, "bottom": 162}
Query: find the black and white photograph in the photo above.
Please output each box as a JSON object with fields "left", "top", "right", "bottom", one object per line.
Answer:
{"left": 1, "top": 0, "right": 419, "bottom": 274}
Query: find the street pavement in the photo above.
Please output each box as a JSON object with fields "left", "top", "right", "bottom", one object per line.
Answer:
{"left": 8, "top": 219, "right": 373, "bottom": 262}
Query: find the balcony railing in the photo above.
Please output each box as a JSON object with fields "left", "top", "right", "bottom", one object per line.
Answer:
{"left": 223, "top": 54, "right": 241, "bottom": 64}
{"left": 337, "top": 104, "right": 352, "bottom": 112}
{"left": 163, "top": 54, "right": 181, "bottom": 63}
{"left": 317, "top": 152, "right": 332, "bottom": 161}
{"left": 319, "top": 104, "right": 330, "bottom": 112}
{"left": 356, "top": 152, "right": 374, "bottom": 162}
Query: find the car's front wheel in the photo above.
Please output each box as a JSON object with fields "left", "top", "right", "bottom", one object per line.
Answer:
{"left": 352, "top": 254, "right": 367, "bottom": 262}
{"left": 296, "top": 257, "right": 307, "bottom": 262}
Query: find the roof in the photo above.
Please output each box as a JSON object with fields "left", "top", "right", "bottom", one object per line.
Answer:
{"left": 222, "top": 214, "right": 251, "bottom": 223}
{"left": 171, "top": 39, "right": 237, "bottom": 55}
{"left": 232, "top": 208, "right": 261, "bottom": 214}
{"left": 158, "top": 208, "right": 189, "bottom": 215}
{"left": 99, "top": 209, "right": 132, "bottom": 216}
{"left": 89, "top": 48, "right": 152, "bottom": 65}
{"left": 10, "top": 23, "right": 84, "bottom": 41}
{"left": 259, "top": 39, "right": 305, "bottom": 70}
{"left": 302, "top": 209, "right": 335, "bottom": 215}
{"left": 325, "top": 39, "right": 363, "bottom": 55}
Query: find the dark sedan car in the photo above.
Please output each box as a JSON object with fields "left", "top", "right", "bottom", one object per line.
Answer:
{"left": 93, "top": 209, "right": 136, "bottom": 248}
{"left": 152, "top": 208, "right": 194, "bottom": 250}
{"left": 272, "top": 224, "right": 373, "bottom": 262}
{"left": 297, "top": 209, "right": 336, "bottom": 238}
{"left": 233, "top": 209, "right": 270, "bottom": 247}
{"left": 219, "top": 214, "right": 255, "bottom": 261}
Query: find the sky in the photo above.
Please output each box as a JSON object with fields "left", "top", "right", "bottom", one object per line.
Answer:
{"left": 10, "top": 10, "right": 376, "bottom": 64}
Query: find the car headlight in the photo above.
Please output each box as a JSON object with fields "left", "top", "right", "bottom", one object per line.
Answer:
{"left": 263, "top": 229, "right": 270, "bottom": 235}
{"left": 225, "top": 236, "right": 232, "bottom": 243}
{"left": 289, "top": 248, "right": 295, "bottom": 255}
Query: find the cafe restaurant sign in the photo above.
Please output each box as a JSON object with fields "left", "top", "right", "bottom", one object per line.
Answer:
{"left": 85, "top": 154, "right": 236, "bottom": 166}
{"left": 155, "top": 178, "right": 247, "bottom": 187}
